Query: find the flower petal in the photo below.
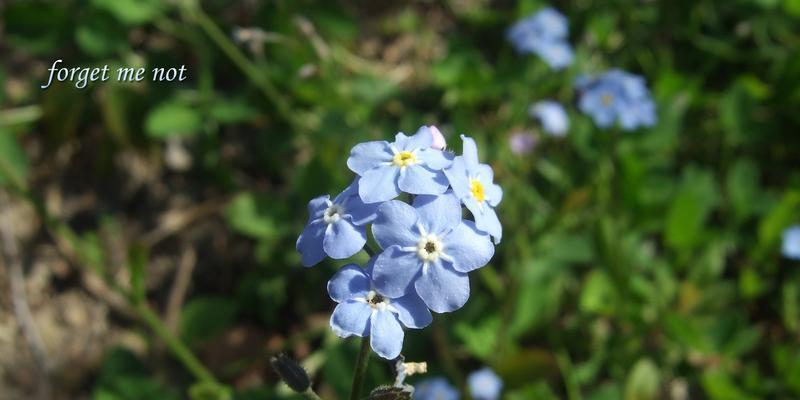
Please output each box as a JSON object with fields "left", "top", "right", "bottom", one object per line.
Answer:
{"left": 415, "top": 261, "right": 470, "bottom": 313}
{"left": 296, "top": 220, "right": 327, "bottom": 267}
{"left": 412, "top": 193, "right": 462, "bottom": 235}
{"left": 443, "top": 221, "right": 495, "bottom": 271}
{"left": 398, "top": 165, "right": 449, "bottom": 196}
{"left": 370, "top": 310, "right": 404, "bottom": 359}
{"left": 347, "top": 141, "right": 393, "bottom": 175}
{"left": 485, "top": 183, "right": 503, "bottom": 207}
{"left": 306, "top": 195, "right": 330, "bottom": 223}
{"left": 391, "top": 293, "right": 432, "bottom": 329}
{"left": 394, "top": 129, "right": 433, "bottom": 151}
{"left": 323, "top": 220, "right": 367, "bottom": 259}
{"left": 443, "top": 157, "right": 471, "bottom": 200}
{"left": 328, "top": 264, "right": 370, "bottom": 303}
{"left": 372, "top": 201, "right": 420, "bottom": 250}
{"left": 358, "top": 165, "right": 401, "bottom": 203}
{"left": 330, "top": 300, "right": 371, "bottom": 338}
{"left": 460, "top": 135, "right": 480, "bottom": 171}
{"left": 373, "top": 246, "right": 423, "bottom": 298}
{"left": 341, "top": 188, "right": 380, "bottom": 226}
{"left": 417, "top": 148, "right": 453, "bottom": 170}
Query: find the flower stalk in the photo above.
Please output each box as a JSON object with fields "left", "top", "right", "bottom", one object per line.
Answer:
{"left": 350, "top": 336, "right": 372, "bottom": 400}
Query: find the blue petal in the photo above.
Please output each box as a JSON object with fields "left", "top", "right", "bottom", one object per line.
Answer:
{"left": 358, "top": 165, "right": 401, "bottom": 203}
{"left": 328, "top": 264, "right": 370, "bottom": 303}
{"left": 415, "top": 261, "right": 470, "bottom": 313}
{"left": 373, "top": 201, "right": 420, "bottom": 250}
{"left": 373, "top": 246, "right": 423, "bottom": 298}
{"left": 296, "top": 220, "right": 327, "bottom": 267}
{"left": 306, "top": 195, "right": 330, "bottom": 223}
{"left": 417, "top": 148, "right": 453, "bottom": 170}
{"left": 370, "top": 310, "right": 404, "bottom": 359}
{"left": 394, "top": 130, "right": 433, "bottom": 151}
{"left": 412, "top": 193, "right": 462, "bottom": 235}
{"left": 444, "top": 221, "right": 495, "bottom": 272}
{"left": 391, "top": 293, "right": 432, "bottom": 329}
{"left": 323, "top": 220, "right": 367, "bottom": 259}
{"left": 330, "top": 300, "right": 371, "bottom": 338}
{"left": 347, "top": 141, "right": 393, "bottom": 175}
{"left": 460, "top": 135, "right": 480, "bottom": 171}
{"left": 477, "top": 163, "right": 494, "bottom": 183}
{"left": 398, "top": 165, "right": 449, "bottom": 196}
{"left": 443, "top": 157, "right": 471, "bottom": 200}
{"left": 341, "top": 189, "right": 380, "bottom": 226}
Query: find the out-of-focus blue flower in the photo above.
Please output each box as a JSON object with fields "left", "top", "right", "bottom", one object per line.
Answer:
{"left": 782, "top": 225, "right": 800, "bottom": 260}
{"left": 444, "top": 136, "right": 503, "bottom": 243}
{"left": 347, "top": 127, "right": 454, "bottom": 203}
{"left": 576, "top": 69, "right": 657, "bottom": 131}
{"left": 507, "top": 8, "right": 574, "bottom": 70}
{"left": 371, "top": 193, "right": 494, "bottom": 313}
{"left": 414, "top": 377, "right": 459, "bottom": 400}
{"left": 328, "top": 262, "right": 432, "bottom": 360}
{"left": 509, "top": 131, "right": 537, "bottom": 155}
{"left": 530, "top": 100, "right": 569, "bottom": 136}
{"left": 296, "top": 181, "right": 379, "bottom": 267}
{"left": 468, "top": 368, "right": 503, "bottom": 400}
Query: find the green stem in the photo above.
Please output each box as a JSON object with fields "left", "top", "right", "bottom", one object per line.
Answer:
{"left": 303, "top": 388, "right": 323, "bottom": 400}
{"left": 0, "top": 105, "right": 43, "bottom": 127}
{"left": 555, "top": 348, "right": 581, "bottom": 400}
{"left": 349, "top": 336, "right": 371, "bottom": 400}
{"left": 432, "top": 320, "right": 467, "bottom": 396}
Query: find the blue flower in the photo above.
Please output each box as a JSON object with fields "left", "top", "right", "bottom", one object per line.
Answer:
{"left": 296, "top": 181, "right": 379, "bottom": 267}
{"left": 371, "top": 193, "right": 494, "bottom": 313}
{"left": 507, "top": 8, "right": 574, "bottom": 70}
{"left": 576, "top": 69, "right": 657, "bottom": 131}
{"left": 530, "top": 100, "right": 569, "bottom": 136}
{"left": 468, "top": 368, "right": 503, "bottom": 400}
{"left": 444, "top": 136, "right": 503, "bottom": 243}
{"left": 328, "top": 261, "right": 432, "bottom": 360}
{"left": 347, "top": 127, "right": 454, "bottom": 203}
{"left": 509, "top": 131, "right": 537, "bottom": 155}
{"left": 413, "top": 377, "right": 459, "bottom": 400}
{"left": 782, "top": 225, "right": 800, "bottom": 260}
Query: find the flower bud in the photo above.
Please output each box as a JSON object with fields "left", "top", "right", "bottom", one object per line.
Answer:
{"left": 270, "top": 353, "right": 310, "bottom": 392}
{"left": 427, "top": 125, "right": 447, "bottom": 150}
{"left": 369, "top": 386, "right": 412, "bottom": 400}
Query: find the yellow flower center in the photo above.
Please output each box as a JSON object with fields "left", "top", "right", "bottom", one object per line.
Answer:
{"left": 470, "top": 179, "right": 485, "bottom": 203}
{"left": 601, "top": 94, "right": 613, "bottom": 107}
{"left": 392, "top": 151, "right": 417, "bottom": 167}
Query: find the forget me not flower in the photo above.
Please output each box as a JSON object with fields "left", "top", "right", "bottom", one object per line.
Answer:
{"left": 507, "top": 8, "right": 574, "bottom": 70}
{"left": 347, "top": 126, "right": 454, "bottom": 203}
{"left": 530, "top": 100, "right": 569, "bottom": 136}
{"left": 468, "top": 368, "right": 503, "bottom": 400}
{"left": 509, "top": 131, "right": 537, "bottom": 155}
{"left": 444, "top": 135, "right": 503, "bottom": 243}
{"left": 296, "top": 181, "right": 379, "bottom": 267}
{"left": 782, "top": 225, "right": 800, "bottom": 260}
{"left": 576, "top": 69, "right": 657, "bottom": 131}
{"left": 413, "top": 377, "right": 459, "bottom": 400}
{"left": 372, "top": 193, "right": 494, "bottom": 313}
{"left": 328, "top": 261, "right": 432, "bottom": 360}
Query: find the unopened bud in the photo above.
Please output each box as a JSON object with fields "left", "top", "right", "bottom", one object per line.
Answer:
{"left": 270, "top": 353, "right": 310, "bottom": 392}
{"left": 370, "top": 385, "right": 412, "bottom": 400}
{"left": 427, "top": 126, "right": 447, "bottom": 150}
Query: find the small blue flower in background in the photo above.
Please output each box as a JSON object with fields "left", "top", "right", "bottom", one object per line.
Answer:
{"left": 328, "top": 261, "right": 432, "bottom": 360}
{"left": 509, "top": 131, "right": 537, "bottom": 155}
{"left": 782, "top": 225, "right": 800, "bottom": 260}
{"left": 414, "top": 377, "right": 459, "bottom": 400}
{"left": 530, "top": 100, "right": 569, "bottom": 136}
{"left": 444, "top": 136, "right": 503, "bottom": 243}
{"left": 296, "top": 181, "right": 379, "bottom": 267}
{"left": 347, "top": 126, "right": 454, "bottom": 203}
{"left": 371, "top": 193, "right": 494, "bottom": 313}
{"left": 507, "top": 7, "right": 574, "bottom": 70}
{"left": 468, "top": 368, "right": 503, "bottom": 400}
{"left": 576, "top": 69, "right": 657, "bottom": 131}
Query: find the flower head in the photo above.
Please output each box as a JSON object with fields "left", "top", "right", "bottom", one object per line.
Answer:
{"left": 507, "top": 8, "right": 574, "bottom": 70}
{"left": 530, "top": 100, "right": 569, "bottom": 136}
{"left": 371, "top": 193, "right": 494, "bottom": 313}
{"left": 347, "top": 127, "right": 454, "bottom": 203}
{"left": 413, "top": 377, "right": 459, "bottom": 400}
{"left": 468, "top": 368, "right": 503, "bottom": 400}
{"left": 576, "top": 69, "right": 657, "bottom": 131}
{"left": 444, "top": 136, "right": 503, "bottom": 243}
{"left": 328, "top": 261, "right": 432, "bottom": 360}
{"left": 782, "top": 225, "right": 800, "bottom": 260}
{"left": 296, "top": 181, "right": 379, "bottom": 267}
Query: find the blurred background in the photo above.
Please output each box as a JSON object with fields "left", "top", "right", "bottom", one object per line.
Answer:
{"left": 1, "top": 0, "right": 800, "bottom": 399}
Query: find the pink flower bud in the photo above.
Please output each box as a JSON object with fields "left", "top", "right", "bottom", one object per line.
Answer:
{"left": 427, "top": 125, "right": 447, "bottom": 150}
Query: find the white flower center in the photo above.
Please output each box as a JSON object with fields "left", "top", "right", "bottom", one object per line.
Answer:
{"left": 323, "top": 204, "right": 344, "bottom": 224}
{"left": 366, "top": 290, "right": 389, "bottom": 311}
{"left": 417, "top": 234, "right": 444, "bottom": 262}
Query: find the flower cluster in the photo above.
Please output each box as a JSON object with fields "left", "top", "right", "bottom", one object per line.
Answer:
{"left": 297, "top": 126, "right": 502, "bottom": 359}
{"left": 507, "top": 7, "right": 574, "bottom": 70}
{"left": 576, "top": 69, "right": 657, "bottom": 131}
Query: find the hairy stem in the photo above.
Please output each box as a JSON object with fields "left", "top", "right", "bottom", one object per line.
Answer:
{"left": 349, "top": 336, "right": 371, "bottom": 400}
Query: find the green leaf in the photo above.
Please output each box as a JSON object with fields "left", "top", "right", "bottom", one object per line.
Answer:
{"left": 93, "top": 348, "right": 179, "bottom": 400}
{"left": 3, "top": 3, "right": 69, "bottom": 54}
{"left": 128, "top": 245, "right": 148, "bottom": 304}
{"left": 209, "top": 98, "right": 259, "bottom": 124}
{"left": 75, "top": 11, "right": 129, "bottom": 58}
{"left": 0, "top": 131, "right": 29, "bottom": 188}
{"left": 145, "top": 100, "right": 203, "bottom": 138}
{"left": 702, "top": 369, "right": 758, "bottom": 400}
{"left": 784, "top": 281, "right": 799, "bottom": 333}
{"left": 757, "top": 190, "right": 800, "bottom": 252}
{"left": 454, "top": 316, "right": 500, "bottom": 360}
{"left": 624, "top": 359, "right": 660, "bottom": 400}
{"left": 579, "top": 270, "right": 617, "bottom": 315}
{"left": 180, "top": 297, "right": 238, "bottom": 344}
{"left": 188, "top": 382, "right": 233, "bottom": 400}
{"left": 726, "top": 159, "right": 760, "bottom": 221}
{"left": 665, "top": 167, "right": 717, "bottom": 251}
{"left": 225, "top": 193, "right": 281, "bottom": 239}
{"left": 91, "top": 0, "right": 165, "bottom": 25}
